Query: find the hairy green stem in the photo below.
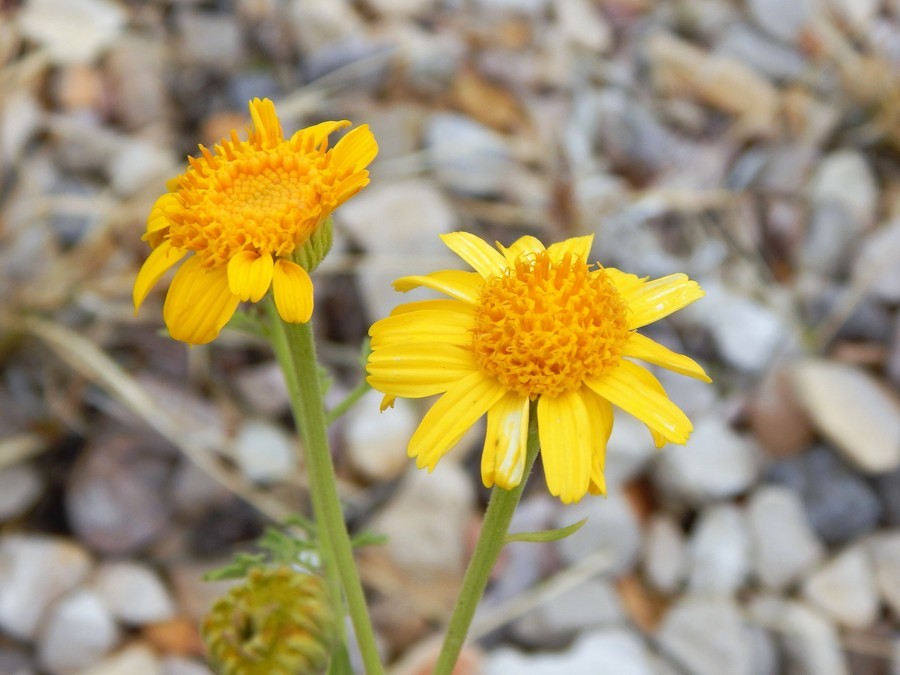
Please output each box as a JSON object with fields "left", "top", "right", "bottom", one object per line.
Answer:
{"left": 326, "top": 377, "right": 371, "bottom": 425}
{"left": 266, "top": 302, "right": 384, "bottom": 675}
{"left": 433, "top": 417, "right": 540, "bottom": 675}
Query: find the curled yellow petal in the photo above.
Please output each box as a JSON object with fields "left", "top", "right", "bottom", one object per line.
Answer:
{"left": 272, "top": 259, "right": 313, "bottom": 323}
{"left": 227, "top": 251, "right": 274, "bottom": 302}
{"left": 482, "top": 393, "right": 530, "bottom": 490}
{"left": 133, "top": 240, "right": 187, "bottom": 313}
{"left": 163, "top": 257, "right": 241, "bottom": 345}
{"left": 440, "top": 232, "right": 509, "bottom": 279}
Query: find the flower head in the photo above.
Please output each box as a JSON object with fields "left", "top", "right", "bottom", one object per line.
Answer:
{"left": 366, "top": 233, "right": 710, "bottom": 504}
{"left": 202, "top": 566, "right": 337, "bottom": 675}
{"left": 134, "top": 98, "right": 377, "bottom": 344}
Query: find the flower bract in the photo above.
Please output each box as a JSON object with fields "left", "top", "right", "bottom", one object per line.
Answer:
{"left": 366, "top": 232, "right": 710, "bottom": 504}
{"left": 134, "top": 98, "right": 377, "bottom": 344}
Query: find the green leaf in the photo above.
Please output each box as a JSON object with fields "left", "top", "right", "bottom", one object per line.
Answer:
{"left": 505, "top": 517, "right": 588, "bottom": 544}
{"left": 203, "top": 552, "right": 267, "bottom": 581}
{"left": 350, "top": 530, "right": 387, "bottom": 549}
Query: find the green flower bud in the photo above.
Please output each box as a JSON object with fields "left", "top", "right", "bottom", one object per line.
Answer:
{"left": 293, "top": 217, "right": 334, "bottom": 273}
{"left": 202, "top": 566, "right": 337, "bottom": 675}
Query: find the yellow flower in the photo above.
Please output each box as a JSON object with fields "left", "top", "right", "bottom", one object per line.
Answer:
{"left": 133, "top": 98, "right": 378, "bottom": 344}
{"left": 366, "top": 233, "right": 711, "bottom": 504}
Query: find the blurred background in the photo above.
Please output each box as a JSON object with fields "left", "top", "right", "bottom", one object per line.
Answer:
{"left": 2, "top": 0, "right": 900, "bottom": 673}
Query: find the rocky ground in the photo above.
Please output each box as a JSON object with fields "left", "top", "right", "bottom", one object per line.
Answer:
{"left": 2, "top": 0, "right": 900, "bottom": 673}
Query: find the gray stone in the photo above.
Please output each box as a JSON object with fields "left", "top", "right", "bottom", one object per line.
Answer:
{"left": 345, "top": 390, "right": 418, "bottom": 482}
{"left": 338, "top": 179, "right": 459, "bottom": 319}
{"left": 791, "top": 359, "right": 900, "bottom": 474}
{"left": 747, "top": 596, "right": 848, "bottom": 675}
{"left": 716, "top": 23, "right": 808, "bottom": 80}
{"left": 93, "top": 561, "right": 176, "bottom": 626}
{"left": 657, "top": 598, "right": 752, "bottom": 675}
{"left": 802, "top": 546, "right": 879, "bottom": 629}
{"left": 867, "top": 532, "right": 900, "bottom": 620}
{"left": 768, "top": 446, "right": 882, "bottom": 545}
{"left": 176, "top": 11, "right": 243, "bottom": 71}
{"left": 425, "top": 113, "right": 515, "bottom": 197}
{"left": 0, "top": 463, "right": 43, "bottom": 522}
{"left": 642, "top": 514, "right": 688, "bottom": 595}
{"left": 605, "top": 413, "right": 657, "bottom": 488}
{"left": 161, "top": 657, "right": 214, "bottom": 675}
{"left": 555, "top": 488, "right": 641, "bottom": 575}
{"left": 804, "top": 150, "right": 878, "bottom": 275}
{"left": 876, "top": 466, "right": 900, "bottom": 527}
{"left": 687, "top": 503, "right": 750, "bottom": 596}
{"left": 853, "top": 217, "right": 900, "bottom": 303}
{"left": 747, "top": 0, "right": 821, "bottom": 43}
{"left": 371, "top": 463, "right": 475, "bottom": 580}
{"left": 486, "top": 628, "right": 655, "bottom": 675}
{"left": 747, "top": 486, "right": 824, "bottom": 590}
{"left": 79, "top": 645, "right": 159, "bottom": 675}
{"left": 701, "top": 284, "right": 788, "bottom": 373}
{"left": 512, "top": 579, "right": 624, "bottom": 647}
{"left": 233, "top": 361, "right": 290, "bottom": 416}
{"left": 17, "top": 0, "right": 126, "bottom": 64}
{"left": 37, "top": 589, "right": 120, "bottom": 674}
{"left": 0, "top": 535, "right": 92, "bottom": 640}
{"left": 654, "top": 417, "right": 758, "bottom": 505}
{"left": 229, "top": 419, "right": 296, "bottom": 484}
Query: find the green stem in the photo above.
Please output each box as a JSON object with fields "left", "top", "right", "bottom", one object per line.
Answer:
{"left": 266, "top": 302, "right": 384, "bottom": 675}
{"left": 433, "top": 417, "right": 540, "bottom": 675}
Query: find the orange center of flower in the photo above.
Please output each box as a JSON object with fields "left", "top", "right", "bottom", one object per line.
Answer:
{"left": 165, "top": 141, "right": 339, "bottom": 268}
{"left": 471, "top": 251, "right": 630, "bottom": 399}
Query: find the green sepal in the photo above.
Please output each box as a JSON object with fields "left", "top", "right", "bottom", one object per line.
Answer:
{"left": 505, "top": 517, "right": 587, "bottom": 544}
{"left": 292, "top": 216, "right": 334, "bottom": 273}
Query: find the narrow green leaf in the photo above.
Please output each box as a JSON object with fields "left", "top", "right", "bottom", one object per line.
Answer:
{"left": 505, "top": 517, "right": 588, "bottom": 544}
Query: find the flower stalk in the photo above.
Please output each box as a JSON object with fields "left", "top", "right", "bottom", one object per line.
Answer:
{"left": 433, "top": 413, "right": 540, "bottom": 675}
{"left": 266, "top": 300, "right": 384, "bottom": 675}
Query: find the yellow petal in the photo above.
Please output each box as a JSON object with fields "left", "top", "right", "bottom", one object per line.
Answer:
{"left": 581, "top": 388, "right": 614, "bottom": 496}
{"left": 603, "top": 267, "right": 646, "bottom": 295}
{"left": 623, "top": 333, "right": 712, "bottom": 382}
{"left": 439, "top": 232, "right": 509, "bottom": 279}
{"left": 481, "top": 393, "right": 530, "bottom": 489}
{"left": 248, "top": 98, "right": 283, "bottom": 147}
{"left": 546, "top": 234, "right": 594, "bottom": 264}
{"left": 331, "top": 124, "right": 378, "bottom": 173}
{"left": 393, "top": 270, "right": 484, "bottom": 304}
{"left": 496, "top": 236, "right": 545, "bottom": 266}
{"left": 133, "top": 240, "right": 187, "bottom": 313}
{"left": 272, "top": 259, "right": 314, "bottom": 323}
{"left": 409, "top": 371, "right": 506, "bottom": 471}
{"left": 622, "top": 273, "right": 705, "bottom": 329}
{"left": 367, "top": 343, "right": 478, "bottom": 398}
{"left": 227, "top": 251, "right": 274, "bottom": 302}
{"left": 537, "top": 390, "right": 592, "bottom": 504}
{"left": 586, "top": 360, "right": 692, "bottom": 445}
{"left": 143, "top": 193, "right": 180, "bottom": 247}
{"left": 368, "top": 308, "right": 474, "bottom": 349}
{"left": 291, "top": 120, "right": 351, "bottom": 151}
{"left": 163, "top": 257, "right": 241, "bottom": 345}
{"left": 388, "top": 299, "right": 474, "bottom": 316}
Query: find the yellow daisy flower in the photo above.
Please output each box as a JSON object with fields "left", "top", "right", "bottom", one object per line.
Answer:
{"left": 366, "top": 232, "right": 711, "bottom": 504}
{"left": 133, "top": 98, "right": 378, "bottom": 344}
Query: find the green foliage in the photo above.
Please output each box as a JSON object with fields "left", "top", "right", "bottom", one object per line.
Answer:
{"left": 505, "top": 517, "right": 587, "bottom": 544}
